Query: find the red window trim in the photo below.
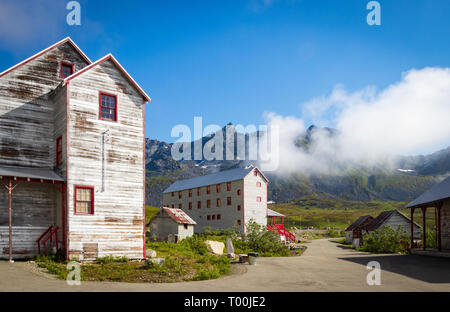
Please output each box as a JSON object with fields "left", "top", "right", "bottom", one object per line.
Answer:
{"left": 197, "top": 201, "right": 201, "bottom": 209}
{"left": 99, "top": 91, "right": 118, "bottom": 122}
{"left": 237, "top": 189, "right": 241, "bottom": 196}
{"left": 197, "top": 187, "right": 201, "bottom": 196}
{"left": 212, "top": 215, "right": 216, "bottom": 220}
{"left": 172, "top": 204, "right": 174, "bottom": 208}
{"left": 188, "top": 189, "right": 192, "bottom": 197}
{"left": 237, "top": 205, "right": 241, "bottom": 211}
{"left": 237, "top": 220, "right": 241, "bottom": 225}
{"left": 216, "top": 198, "right": 221, "bottom": 207}
{"left": 216, "top": 184, "right": 221, "bottom": 193}
{"left": 217, "top": 214, "right": 221, "bottom": 220}
{"left": 179, "top": 203, "right": 182, "bottom": 209}
{"left": 178, "top": 191, "right": 182, "bottom": 199}
{"left": 188, "top": 202, "right": 192, "bottom": 210}
{"left": 171, "top": 192, "right": 174, "bottom": 197}
{"left": 254, "top": 170, "right": 258, "bottom": 176}
{"left": 206, "top": 185, "right": 211, "bottom": 194}
{"left": 59, "top": 61, "right": 74, "bottom": 78}
{"left": 227, "top": 182, "right": 231, "bottom": 191}
{"left": 256, "top": 182, "right": 261, "bottom": 187}
{"left": 257, "top": 196, "right": 262, "bottom": 202}
{"left": 74, "top": 186, "right": 94, "bottom": 215}
{"left": 227, "top": 197, "right": 231, "bottom": 206}
{"left": 207, "top": 199, "right": 211, "bottom": 208}
{"left": 56, "top": 136, "right": 63, "bottom": 165}
{"left": 207, "top": 215, "right": 211, "bottom": 221}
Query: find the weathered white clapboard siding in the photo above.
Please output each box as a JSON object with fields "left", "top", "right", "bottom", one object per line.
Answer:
{"left": 384, "top": 213, "right": 421, "bottom": 238}
{"left": 67, "top": 59, "right": 145, "bottom": 260}
{"left": 162, "top": 168, "right": 268, "bottom": 233}
{"left": 0, "top": 226, "right": 48, "bottom": 259}
{"left": 441, "top": 199, "right": 450, "bottom": 249}
{"left": 0, "top": 42, "right": 89, "bottom": 168}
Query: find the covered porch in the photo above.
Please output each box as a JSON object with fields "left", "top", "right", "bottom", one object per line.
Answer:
{"left": 407, "top": 176, "right": 450, "bottom": 257}
{"left": 267, "top": 208, "right": 297, "bottom": 243}
{"left": 0, "top": 165, "right": 65, "bottom": 262}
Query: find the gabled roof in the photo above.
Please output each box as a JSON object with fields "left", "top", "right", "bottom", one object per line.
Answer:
{"left": 0, "top": 37, "right": 91, "bottom": 78}
{"left": 345, "top": 215, "right": 373, "bottom": 231}
{"left": 147, "top": 207, "right": 196, "bottom": 226}
{"left": 64, "top": 54, "right": 151, "bottom": 103}
{"left": 0, "top": 165, "right": 64, "bottom": 182}
{"left": 267, "top": 208, "right": 284, "bottom": 217}
{"left": 406, "top": 176, "right": 450, "bottom": 208}
{"left": 361, "top": 210, "right": 421, "bottom": 231}
{"left": 163, "top": 166, "right": 267, "bottom": 193}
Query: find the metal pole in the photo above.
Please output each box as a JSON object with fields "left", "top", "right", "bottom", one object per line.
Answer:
{"left": 8, "top": 178, "right": 12, "bottom": 263}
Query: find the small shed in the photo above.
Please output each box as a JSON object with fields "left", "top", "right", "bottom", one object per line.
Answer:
{"left": 361, "top": 210, "right": 421, "bottom": 239}
{"left": 344, "top": 215, "right": 373, "bottom": 244}
{"left": 147, "top": 207, "right": 196, "bottom": 242}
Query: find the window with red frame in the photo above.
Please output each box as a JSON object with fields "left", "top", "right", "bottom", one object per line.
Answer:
{"left": 172, "top": 204, "right": 174, "bottom": 208}
{"left": 197, "top": 187, "right": 201, "bottom": 196}
{"left": 227, "top": 182, "right": 231, "bottom": 191}
{"left": 197, "top": 201, "right": 201, "bottom": 209}
{"left": 237, "top": 189, "right": 241, "bottom": 196}
{"left": 216, "top": 184, "right": 221, "bottom": 193}
{"left": 179, "top": 203, "right": 182, "bottom": 209}
{"left": 257, "top": 196, "right": 262, "bottom": 202}
{"left": 256, "top": 182, "right": 261, "bottom": 187}
{"left": 227, "top": 197, "right": 231, "bottom": 206}
{"left": 178, "top": 191, "right": 182, "bottom": 199}
{"left": 207, "top": 200, "right": 211, "bottom": 208}
{"left": 206, "top": 186, "right": 211, "bottom": 194}
{"left": 60, "top": 62, "right": 73, "bottom": 78}
{"left": 254, "top": 170, "right": 257, "bottom": 176}
{"left": 217, "top": 214, "right": 221, "bottom": 220}
{"left": 237, "top": 220, "right": 241, "bottom": 225}
{"left": 188, "top": 189, "right": 192, "bottom": 197}
{"left": 216, "top": 198, "right": 221, "bottom": 207}
{"left": 75, "top": 186, "right": 94, "bottom": 214}
{"left": 56, "top": 136, "right": 62, "bottom": 165}
{"left": 99, "top": 92, "right": 117, "bottom": 121}
{"left": 207, "top": 215, "right": 211, "bottom": 221}
{"left": 237, "top": 205, "right": 241, "bottom": 211}
{"left": 188, "top": 202, "right": 192, "bottom": 210}
{"left": 212, "top": 215, "right": 216, "bottom": 220}
{"left": 171, "top": 192, "right": 174, "bottom": 197}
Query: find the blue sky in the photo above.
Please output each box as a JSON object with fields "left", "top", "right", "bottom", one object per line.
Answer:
{"left": 0, "top": 0, "right": 449, "bottom": 145}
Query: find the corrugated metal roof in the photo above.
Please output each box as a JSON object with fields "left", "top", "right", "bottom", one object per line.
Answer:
{"left": 267, "top": 208, "right": 284, "bottom": 217}
{"left": 0, "top": 165, "right": 64, "bottom": 182}
{"left": 163, "top": 207, "right": 196, "bottom": 225}
{"left": 163, "top": 167, "right": 256, "bottom": 193}
{"left": 345, "top": 215, "right": 373, "bottom": 231}
{"left": 406, "top": 176, "right": 450, "bottom": 208}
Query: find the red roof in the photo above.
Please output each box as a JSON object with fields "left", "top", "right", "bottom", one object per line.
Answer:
{"left": 162, "top": 207, "right": 196, "bottom": 225}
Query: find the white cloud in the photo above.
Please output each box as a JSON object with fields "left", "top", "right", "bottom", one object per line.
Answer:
{"left": 259, "top": 67, "right": 450, "bottom": 174}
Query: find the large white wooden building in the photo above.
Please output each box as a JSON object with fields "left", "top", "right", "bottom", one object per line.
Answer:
{"left": 162, "top": 166, "right": 268, "bottom": 233}
{"left": 0, "top": 38, "right": 150, "bottom": 261}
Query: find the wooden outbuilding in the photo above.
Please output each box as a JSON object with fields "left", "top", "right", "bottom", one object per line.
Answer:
{"left": 406, "top": 176, "right": 450, "bottom": 252}
{"left": 0, "top": 38, "right": 150, "bottom": 261}
{"left": 344, "top": 215, "right": 373, "bottom": 244}
{"left": 361, "top": 210, "right": 421, "bottom": 240}
{"left": 147, "top": 207, "right": 196, "bottom": 242}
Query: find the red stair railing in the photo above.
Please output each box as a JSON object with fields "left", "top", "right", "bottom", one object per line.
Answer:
{"left": 36, "top": 225, "right": 59, "bottom": 255}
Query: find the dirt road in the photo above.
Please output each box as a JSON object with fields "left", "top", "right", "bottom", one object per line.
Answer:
{"left": 1, "top": 239, "right": 449, "bottom": 292}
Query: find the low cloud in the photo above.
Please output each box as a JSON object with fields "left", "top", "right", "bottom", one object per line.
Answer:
{"left": 259, "top": 67, "right": 450, "bottom": 174}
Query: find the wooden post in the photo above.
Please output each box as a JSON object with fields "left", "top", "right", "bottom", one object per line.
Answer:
{"left": 8, "top": 177, "right": 12, "bottom": 263}
{"left": 421, "top": 207, "right": 427, "bottom": 250}
{"left": 437, "top": 203, "right": 442, "bottom": 251}
{"left": 410, "top": 208, "right": 415, "bottom": 249}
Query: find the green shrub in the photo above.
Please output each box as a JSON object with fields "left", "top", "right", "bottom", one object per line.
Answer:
{"left": 327, "top": 228, "right": 344, "bottom": 238}
{"left": 360, "top": 226, "right": 410, "bottom": 254}
{"left": 244, "top": 220, "right": 290, "bottom": 257}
